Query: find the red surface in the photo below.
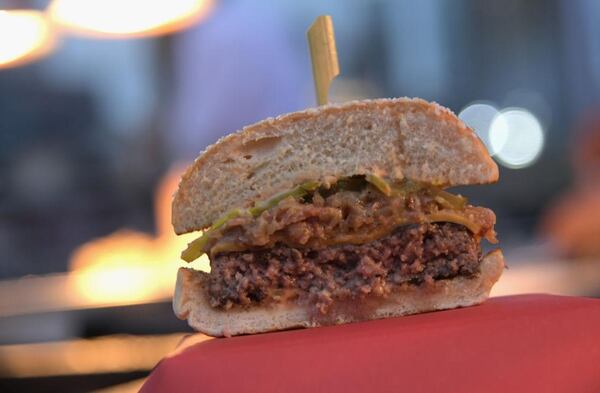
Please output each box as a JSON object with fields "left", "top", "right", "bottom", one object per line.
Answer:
{"left": 141, "top": 295, "right": 600, "bottom": 393}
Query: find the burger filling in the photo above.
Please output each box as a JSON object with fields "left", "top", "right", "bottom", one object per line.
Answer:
{"left": 182, "top": 176, "right": 497, "bottom": 314}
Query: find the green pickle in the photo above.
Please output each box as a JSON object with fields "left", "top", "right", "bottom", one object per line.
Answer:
{"left": 391, "top": 179, "right": 423, "bottom": 194}
{"left": 432, "top": 189, "right": 467, "bottom": 210}
{"left": 249, "top": 181, "right": 319, "bottom": 217}
{"left": 365, "top": 174, "right": 392, "bottom": 196}
{"left": 181, "top": 208, "right": 244, "bottom": 262}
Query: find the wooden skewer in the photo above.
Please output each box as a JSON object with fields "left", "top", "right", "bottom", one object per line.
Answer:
{"left": 307, "top": 15, "right": 340, "bottom": 106}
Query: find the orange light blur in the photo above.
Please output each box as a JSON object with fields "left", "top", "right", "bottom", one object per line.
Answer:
{"left": 69, "top": 167, "right": 207, "bottom": 305}
{"left": 0, "top": 334, "right": 197, "bottom": 378}
{"left": 48, "top": 0, "right": 214, "bottom": 39}
{"left": 0, "top": 10, "right": 57, "bottom": 69}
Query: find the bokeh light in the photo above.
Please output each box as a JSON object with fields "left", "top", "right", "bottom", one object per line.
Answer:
{"left": 458, "top": 102, "right": 505, "bottom": 155}
{"left": 49, "top": 0, "right": 214, "bottom": 39}
{"left": 0, "top": 10, "right": 56, "bottom": 69}
{"left": 490, "top": 108, "right": 545, "bottom": 169}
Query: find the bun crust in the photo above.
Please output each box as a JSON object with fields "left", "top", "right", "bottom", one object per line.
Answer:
{"left": 172, "top": 98, "right": 498, "bottom": 234}
{"left": 173, "top": 250, "right": 504, "bottom": 337}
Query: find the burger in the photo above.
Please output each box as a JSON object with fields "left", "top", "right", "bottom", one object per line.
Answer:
{"left": 172, "top": 98, "right": 504, "bottom": 337}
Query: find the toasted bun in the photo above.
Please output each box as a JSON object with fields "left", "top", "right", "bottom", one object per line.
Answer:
{"left": 173, "top": 250, "right": 504, "bottom": 337}
{"left": 173, "top": 98, "right": 498, "bottom": 234}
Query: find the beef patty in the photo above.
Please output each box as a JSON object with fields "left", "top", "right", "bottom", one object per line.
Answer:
{"left": 208, "top": 222, "right": 481, "bottom": 314}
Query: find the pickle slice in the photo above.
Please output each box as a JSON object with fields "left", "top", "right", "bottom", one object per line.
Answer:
{"left": 365, "top": 174, "right": 392, "bottom": 196}
{"left": 181, "top": 208, "right": 244, "bottom": 262}
{"left": 249, "top": 181, "right": 319, "bottom": 217}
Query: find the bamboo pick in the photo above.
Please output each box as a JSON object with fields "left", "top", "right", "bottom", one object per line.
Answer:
{"left": 307, "top": 15, "right": 340, "bottom": 106}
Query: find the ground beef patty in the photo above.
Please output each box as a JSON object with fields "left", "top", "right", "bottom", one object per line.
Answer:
{"left": 208, "top": 222, "right": 482, "bottom": 314}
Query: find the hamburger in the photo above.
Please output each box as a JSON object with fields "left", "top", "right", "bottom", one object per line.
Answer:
{"left": 172, "top": 98, "right": 504, "bottom": 337}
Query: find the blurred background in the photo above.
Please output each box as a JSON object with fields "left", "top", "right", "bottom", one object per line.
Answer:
{"left": 1, "top": 0, "right": 600, "bottom": 391}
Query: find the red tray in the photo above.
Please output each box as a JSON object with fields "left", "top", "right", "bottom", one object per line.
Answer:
{"left": 141, "top": 294, "right": 600, "bottom": 393}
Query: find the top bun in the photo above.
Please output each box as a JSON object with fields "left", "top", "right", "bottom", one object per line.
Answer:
{"left": 173, "top": 98, "right": 498, "bottom": 234}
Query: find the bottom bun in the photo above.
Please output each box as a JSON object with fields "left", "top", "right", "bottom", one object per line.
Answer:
{"left": 173, "top": 250, "right": 504, "bottom": 337}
